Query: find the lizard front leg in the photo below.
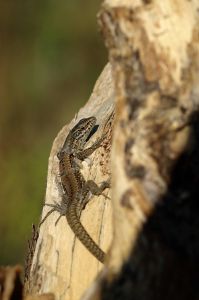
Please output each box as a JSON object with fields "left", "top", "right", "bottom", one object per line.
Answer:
{"left": 76, "top": 134, "right": 106, "bottom": 160}
{"left": 76, "top": 178, "right": 110, "bottom": 215}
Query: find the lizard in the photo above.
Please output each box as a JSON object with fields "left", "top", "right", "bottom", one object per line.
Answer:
{"left": 39, "top": 116, "right": 110, "bottom": 263}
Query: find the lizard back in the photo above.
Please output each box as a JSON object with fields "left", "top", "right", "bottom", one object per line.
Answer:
{"left": 59, "top": 151, "right": 105, "bottom": 263}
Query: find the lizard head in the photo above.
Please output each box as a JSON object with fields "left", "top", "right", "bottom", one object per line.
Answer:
{"left": 59, "top": 116, "right": 97, "bottom": 155}
{"left": 71, "top": 116, "right": 97, "bottom": 149}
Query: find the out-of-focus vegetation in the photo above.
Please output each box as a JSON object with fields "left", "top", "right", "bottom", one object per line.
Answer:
{"left": 0, "top": 0, "right": 106, "bottom": 265}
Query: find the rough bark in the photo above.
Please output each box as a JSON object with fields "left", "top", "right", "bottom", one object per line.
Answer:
{"left": 25, "top": 1, "right": 199, "bottom": 299}
{"left": 82, "top": 1, "right": 199, "bottom": 300}
{"left": 25, "top": 63, "right": 114, "bottom": 300}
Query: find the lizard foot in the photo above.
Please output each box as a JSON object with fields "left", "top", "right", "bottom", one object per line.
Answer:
{"left": 39, "top": 200, "right": 68, "bottom": 227}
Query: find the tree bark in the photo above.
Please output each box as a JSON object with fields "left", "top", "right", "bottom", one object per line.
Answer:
{"left": 82, "top": 1, "right": 199, "bottom": 300}
{"left": 25, "top": 1, "right": 199, "bottom": 299}
{"left": 25, "top": 63, "right": 114, "bottom": 300}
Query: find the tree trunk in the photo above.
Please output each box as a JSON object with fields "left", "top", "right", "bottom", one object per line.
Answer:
{"left": 82, "top": 1, "right": 199, "bottom": 300}
{"left": 25, "top": 63, "right": 114, "bottom": 300}
{"left": 25, "top": 1, "right": 199, "bottom": 300}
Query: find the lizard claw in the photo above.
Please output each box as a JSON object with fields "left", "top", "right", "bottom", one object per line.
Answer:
{"left": 39, "top": 200, "right": 68, "bottom": 227}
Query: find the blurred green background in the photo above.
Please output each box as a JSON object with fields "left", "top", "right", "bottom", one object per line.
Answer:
{"left": 0, "top": 0, "right": 106, "bottom": 265}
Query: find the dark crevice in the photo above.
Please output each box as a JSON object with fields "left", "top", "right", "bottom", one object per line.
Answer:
{"left": 101, "top": 111, "right": 199, "bottom": 300}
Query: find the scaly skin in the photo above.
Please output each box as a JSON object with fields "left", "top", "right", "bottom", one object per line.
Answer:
{"left": 40, "top": 116, "right": 109, "bottom": 263}
{"left": 58, "top": 150, "right": 105, "bottom": 263}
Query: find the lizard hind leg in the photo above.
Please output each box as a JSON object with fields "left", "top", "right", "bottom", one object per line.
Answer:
{"left": 86, "top": 179, "right": 111, "bottom": 199}
{"left": 75, "top": 179, "right": 111, "bottom": 218}
{"left": 39, "top": 200, "right": 68, "bottom": 227}
{"left": 39, "top": 207, "right": 57, "bottom": 227}
{"left": 54, "top": 200, "right": 68, "bottom": 226}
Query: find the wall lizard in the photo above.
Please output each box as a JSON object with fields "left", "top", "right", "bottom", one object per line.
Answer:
{"left": 40, "top": 116, "right": 110, "bottom": 263}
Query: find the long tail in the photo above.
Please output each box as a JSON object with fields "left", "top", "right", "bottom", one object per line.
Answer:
{"left": 66, "top": 204, "right": 105, "bottom": 263}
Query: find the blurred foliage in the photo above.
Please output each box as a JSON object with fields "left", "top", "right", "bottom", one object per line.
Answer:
{"left": 0, "top": 0, "right": 106, "bottom": 264}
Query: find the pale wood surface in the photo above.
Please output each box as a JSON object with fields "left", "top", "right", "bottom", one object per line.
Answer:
{"left": 27, "top": 63, "right": 114, "bottom": 300}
